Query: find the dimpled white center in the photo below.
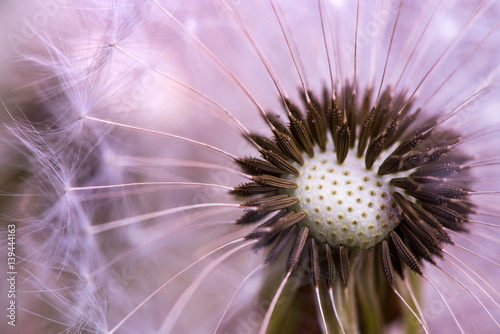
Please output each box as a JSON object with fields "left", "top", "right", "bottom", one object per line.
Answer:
{"left": 286, "top": 149, "right": 401, "bottom": 249}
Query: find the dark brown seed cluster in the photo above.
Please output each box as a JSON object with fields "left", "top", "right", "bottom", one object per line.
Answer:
{"left": 233, "top": 84, "right": 473, "bottom": 290}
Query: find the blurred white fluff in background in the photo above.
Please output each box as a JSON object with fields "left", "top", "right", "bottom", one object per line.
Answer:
{"left": 1, "top": 0, "right": 500, "bottom": 333}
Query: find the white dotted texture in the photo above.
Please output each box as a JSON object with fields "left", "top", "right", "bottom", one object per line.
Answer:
{"left": 286, "top": 150, "right": 402, "bottom": 249}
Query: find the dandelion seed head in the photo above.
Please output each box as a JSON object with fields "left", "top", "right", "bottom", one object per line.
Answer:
{"left": 286, "top": 145, "right": 405, "bottom": 249}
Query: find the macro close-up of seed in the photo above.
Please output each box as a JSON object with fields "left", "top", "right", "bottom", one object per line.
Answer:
{"left": 1, "top": 0, "right": 500, "bottom": 333}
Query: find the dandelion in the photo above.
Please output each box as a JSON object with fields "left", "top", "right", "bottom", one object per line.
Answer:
{"left": 2, "top": 0, "right": 500, "bottom": 333}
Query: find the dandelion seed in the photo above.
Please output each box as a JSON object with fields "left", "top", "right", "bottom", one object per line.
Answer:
{"left": 2, "top": 0, "right": 500, "bottom": 333}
